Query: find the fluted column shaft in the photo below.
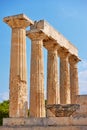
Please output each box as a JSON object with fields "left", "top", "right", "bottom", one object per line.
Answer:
{"left": 59, "top": 49, "right": 70, "bottom": 104}
{"left": 3, "top": 14, "right": 34, "bottom": 117}
{"left": 47, "top": 49, "right": 60, "bottom": 105}
{"left": 30, "top": 39, "right": 45, "bottom": 117}
{"left": 47, "top": 49, "right": 59, "bottom": 117}
{"left": 9, "top": 28, "right": 28, "bottom": 117}
{"left": 69, "top": 56, "right": 79, "bottom": 103}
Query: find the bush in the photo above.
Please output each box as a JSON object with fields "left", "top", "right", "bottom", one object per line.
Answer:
{"left": 0, "top": 100, "right": 9, "bottom": 125}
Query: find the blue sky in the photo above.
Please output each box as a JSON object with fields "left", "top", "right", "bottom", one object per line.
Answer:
{"left": 0, "top": 0, "right": 87, "bottom": 102}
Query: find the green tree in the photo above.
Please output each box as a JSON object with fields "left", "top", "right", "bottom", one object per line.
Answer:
{"left": 0, "top": 100, "right": 9, "bottom": 125}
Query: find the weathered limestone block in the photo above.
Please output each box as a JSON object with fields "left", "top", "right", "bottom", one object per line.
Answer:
{"left": 46, "top": 104, "right": 80, "bottom": 117}
{"left": 27, "top": 32, "right": 45, "bottom": 117}
{"left": 1, "top": 126, "right": 87, "bottom": 130}
{"left": 3, "top": 14, "right": 34, "bottom": 118}
{"left": 3, "top": 116, "right": 87, "bottom": 126}
{"left": 75, "top": 95, "right": 87, "bottom": 116}
{"left": 69, "top": 55, "right": 80, "bottom": 103}
{"left": 59, "top": 47, "right": 71, "bottom": 104}
{"left": 2, "top": 126, "right": 87, "bottom": 130}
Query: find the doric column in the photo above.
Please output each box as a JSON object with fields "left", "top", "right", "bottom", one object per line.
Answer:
{"left": 59, "top": 47, "right": 71, "bottom": 104}
{"left": 47, "top": 48, "right": 60, "bottom": 117}
{"left": 27, "top": 32, "right": 45, "bottom": 117}
{"left": 3, "top": 14, "right": 34, "bottom": 117}
{"left": 69, "top": 55, "right": 80, "bottom": 103}
{"left": 47, "top": 48, "right": 60, "bottom": 104}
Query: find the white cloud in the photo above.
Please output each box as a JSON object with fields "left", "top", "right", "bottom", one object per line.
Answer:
{"left": 79, "top": 59, "right": 87, "bottom": 94}
{"left": 0, "top": 92, "right": 9, "bottom": 102}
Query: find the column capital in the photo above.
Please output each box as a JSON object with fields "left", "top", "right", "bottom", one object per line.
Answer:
{"left": 3, "top": 14, "right": 34, "bottom": 28}
{"left": 46, "top": 43, "right": 58, "bottom": 51}
{"left": 58, "top": 47, "right": 70, "bottom": 58}
{"left": 26, "top": 30, "right": 46, "bottom": 40}
{"left": 69, "top": 55, "right": 81, "bottom": 65}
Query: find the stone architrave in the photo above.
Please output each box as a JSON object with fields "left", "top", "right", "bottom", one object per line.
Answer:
{"left": 69, "top": 55, "right": 80, "bottom": 103}
{"left": 3, "top": 14, "right": 34, "bottom": 117}
{"left": 27, "top": 32, "right": 45, "bottom": 117}
{"left": 59, "top": 47, "right": 71, "bottom": 104}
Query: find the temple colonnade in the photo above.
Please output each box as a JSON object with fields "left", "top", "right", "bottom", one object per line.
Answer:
{"left": 3, "top": 14, "right": 80, "bottom": 118}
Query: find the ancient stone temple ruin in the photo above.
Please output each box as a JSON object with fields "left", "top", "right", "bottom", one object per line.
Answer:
{"left": 1, "top": 14, "right": 87, "bottom": 130}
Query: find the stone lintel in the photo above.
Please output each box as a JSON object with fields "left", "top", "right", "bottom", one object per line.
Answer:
{"left": 3, "top": 14, "right": 34, "bottom": 28}
{"left": 30, "top": 20, "right": 78, "bottom": 56}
